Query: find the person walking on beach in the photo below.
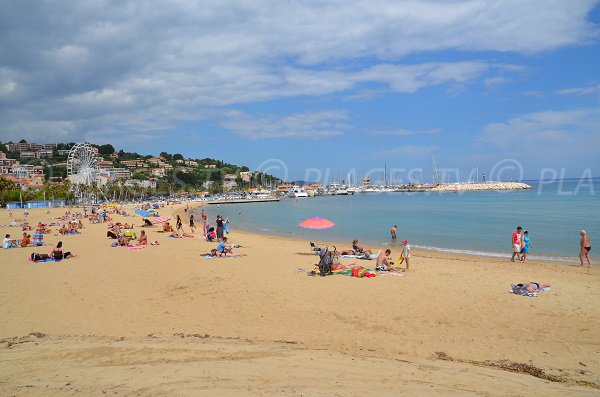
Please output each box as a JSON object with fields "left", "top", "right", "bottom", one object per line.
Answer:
{"left": 216, "top": 215, "right": 225, "bottom": 241}
{"left": 189, "top": 214, "right": 195, "bottom": 231}
{"left": 391, "top": 225, "right": 397, "bottom": 239}
{"left": 520, "top": 231, "right": 531, "bottom": 262}
{"left": 579, "top": 230, "right": 591, "bottom": 268}
{"left": 176, "top": 215, "right": 184, "bottom": 234}
{"left": 511, "top": 226, "right": 523, "bottom": 262}
{"left": 402, "top": 240, "right": 411, "bottom": 271}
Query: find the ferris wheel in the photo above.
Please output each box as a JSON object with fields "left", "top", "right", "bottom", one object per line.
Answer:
{"left": 67, "top": 143, "right": 99, "bottom": 202}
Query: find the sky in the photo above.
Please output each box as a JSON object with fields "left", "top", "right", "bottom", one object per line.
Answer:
{"left": 1, "top": 0, "right": 599, "bottom": 183}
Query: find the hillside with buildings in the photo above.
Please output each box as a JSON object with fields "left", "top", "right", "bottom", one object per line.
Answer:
{"left": 0, "top": 140, "right": 280, "bottom": 203}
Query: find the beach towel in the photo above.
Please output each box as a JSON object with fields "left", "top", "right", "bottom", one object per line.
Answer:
{"left": 124, "top": 245, "right": 146, "bottom": 250}
{"left": 378, "top": 272, "right": 406, "bottom": 277}
{"left": 203, "top": 254, "right": 242, "bottom": 259}
{"left": 28, "top": 255, "right": 63, "bottom": 263}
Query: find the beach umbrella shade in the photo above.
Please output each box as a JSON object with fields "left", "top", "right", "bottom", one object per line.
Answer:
{"left": 299, "top": 217, "right": 335, "bottom": 229}
{"left": 151, "top": 216, "right": 170, "bottom": 224}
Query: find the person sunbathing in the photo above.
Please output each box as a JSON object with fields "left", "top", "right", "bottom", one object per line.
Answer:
{"left": 59, "top": 224, "right": 68, "bottom": 235}
{"left": 352, "top": 239, "right": 373, "bottom": 256}
{"left": 118, "top": 236, "right": 130, "bottom": 246}
{"left": 137, "top": 230, "right": 148, "bottom": 246}
{"left": 163, "top": 223, "right": 173, "bottom": 232}
{"left": 522, "top": 282, "right": 551, "bottom": 293}
{"left": 49, "top": 241, "right": 74, "bottom": 260}
{"left": 217, "top": 237, "right": 233, "bottom": 256}
{"left": 3, "top": 234, "right": 17, "bottom": 249}
{"left": 20, "top": 233, "right": 31, "bottom": 247}
{"left": 376, "top": 249, "right": 398, "bottom": 271}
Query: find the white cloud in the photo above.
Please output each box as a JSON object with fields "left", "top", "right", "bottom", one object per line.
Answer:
{"left": 0, "top": 0, "right": 597, "bottom": 142}
{"left": 368, "top": 128, "right": 442, "bottom": 136}
{"left": 375, "top": 145, "right": 439, "bottom": 158}
{"left": 479, "top": 109, "right": 598, "bottom": 149}
{"left": 556, "top": 84, "right": 600, "bottom": 96}
{"left": 219, "top": 110, "right": 349, "bottom": 139}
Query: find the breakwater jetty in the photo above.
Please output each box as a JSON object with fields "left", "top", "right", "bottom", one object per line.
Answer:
{"left": 430, "top": 181, "right": 532, "bottom": 192}
{"left": 206, "top": 197, "right": 280, "bottom": 205}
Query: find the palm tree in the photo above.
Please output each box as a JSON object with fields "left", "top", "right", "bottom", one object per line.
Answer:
{"left": 0, "top": 177, "right": 17, "bottom": 206}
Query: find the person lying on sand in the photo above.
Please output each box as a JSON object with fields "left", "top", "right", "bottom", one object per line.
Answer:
{"left": 521, "top": 282, "right": 551, "bottom": 293}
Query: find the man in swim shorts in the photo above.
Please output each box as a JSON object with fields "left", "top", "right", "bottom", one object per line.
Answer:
{"left": 579, "top": 230, "right": 592, "bottom": 268}
{"left": 511, "top": 226, "right": 523, "bottom": 262}
{"left": 376, "top": 249, "right": 396, "bottom": 271}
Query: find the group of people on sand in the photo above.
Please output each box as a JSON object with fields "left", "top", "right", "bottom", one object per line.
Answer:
{"left": 335, "top": 239, "right": 411, "bottom": 271}
{"left": 207, "top": 237, "right": 239, "bottom": 257}
{"left": 511, "top": 226, "right": 532, "bottom": 262}
{"left": 511, "top": 226, "right": 592, "bottom": 267}
{"left": 4, "top": 233, "right": 34, "bottom": 248}
{"left": 58, "top": 220, "right": 84, "bottom": 235}
{"left": 107, "top": 222, "right": 147, "bottom": 246}
{"left": 29, "top": 241, "right": 75, "bottom": 262}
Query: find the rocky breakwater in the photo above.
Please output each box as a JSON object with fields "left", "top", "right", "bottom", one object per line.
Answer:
{"left": 430, "top": 181, "right": 533, "bottom": 192}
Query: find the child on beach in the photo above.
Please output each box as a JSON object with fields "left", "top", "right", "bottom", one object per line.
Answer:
{"left": 402, "top": 240, "right": 411, "bottom": 271}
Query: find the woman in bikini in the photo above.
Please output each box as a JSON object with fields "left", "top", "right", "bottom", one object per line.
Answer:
{"left": 49, "top": 241, "right": 74, "bottom": 260}
{"left": 352, "top": 239, "right": 373, "bottom": 256}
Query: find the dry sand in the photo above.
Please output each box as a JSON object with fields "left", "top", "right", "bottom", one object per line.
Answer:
{"left": 0, "top": 204, "right": 598, "bottom": 396}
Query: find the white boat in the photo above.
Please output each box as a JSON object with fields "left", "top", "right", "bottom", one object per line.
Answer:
{"left": 329, "top": 182, "right": 351, "bottom": 195}
{"left": 288, "top": 185, "right": 309, "bottom": 198}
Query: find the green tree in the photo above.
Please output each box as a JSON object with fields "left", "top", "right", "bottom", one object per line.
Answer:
{"left": 173, "top": 153, "right": 184, "bottom": 161}
{"left": 98, "top": 144, "right": 115, "bottom": 155}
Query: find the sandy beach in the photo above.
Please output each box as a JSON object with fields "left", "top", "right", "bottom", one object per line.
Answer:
{"left": 1, "top": 204, "right": 599, "bottom": 396}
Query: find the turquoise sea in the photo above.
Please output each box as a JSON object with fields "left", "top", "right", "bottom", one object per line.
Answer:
{"left": 199, "top": 179, "right": 599, "bottom": 264}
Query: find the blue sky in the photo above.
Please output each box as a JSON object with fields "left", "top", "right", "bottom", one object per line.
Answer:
{"left": 1, "top": 1, "right": 599, "bottom": 182}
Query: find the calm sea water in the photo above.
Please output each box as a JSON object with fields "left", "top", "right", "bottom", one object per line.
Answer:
{"left": 198, "top": 179, "right": 600, "bottom": 264}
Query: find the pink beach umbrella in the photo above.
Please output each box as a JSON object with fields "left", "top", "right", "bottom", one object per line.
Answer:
{"left": 299, "top": 217, "right": 335, "bottom": 229}
{"left": 151, "top": 216, "right": 170, "bottom": 224}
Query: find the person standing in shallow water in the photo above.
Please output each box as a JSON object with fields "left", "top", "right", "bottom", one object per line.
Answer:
{"left": 579, "top": 230, "right": 591, "bottom": 268}
{"left": 390, "top": 225, "right": 397, "bottom": 239}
